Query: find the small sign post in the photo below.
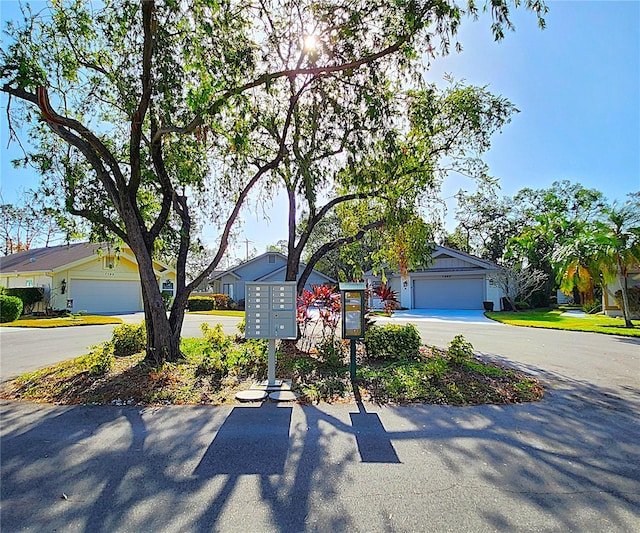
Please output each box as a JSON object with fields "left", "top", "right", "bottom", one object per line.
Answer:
{"left": 339, "top": 282, "right": 366, "bottom": 379}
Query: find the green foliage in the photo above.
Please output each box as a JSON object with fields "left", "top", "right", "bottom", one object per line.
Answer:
{"left": 201, "top": 323, "right": 230, "bottom": 351}
{"left": 4, "top": 287, "right": 43, "bottom": 313}
{"left": 188, "top": 294, "right": 230, "bottom": 311}
{"left": 615, "top": 288, "right": 640, "bottom": 315}
{"left": 225, "top": 340, "right": 268, "bottom": 377}
{"left": 302, "top": 377, "right": 348, "bottom": 404}
{"left": 236, "top": 318, "right": 246, "bottom": 335}
{"left": 515, "top": 301, "right": 530, "bottom": 310}
{"left": 364, "top": 323, "right": 421, "bottom": 361}
{"left": 0, "top": 295, "right": 23, "bottom": 323}
{"left": 359, "top": 359, "right": 449, "bottom": 403}
{"left": 446, "top": 335, "right": 474, "bottom": 364}
{"left": 315, "top": 339, "right": 346, "bottom": 369}
{"left": 86, "top": 342, "right": 115, "bottom": 376}
{"left": 111, "top": 322, "right": 146, "bottom": 356}
{"left": 581, "top": 300, "right": 602, "bottom": 314}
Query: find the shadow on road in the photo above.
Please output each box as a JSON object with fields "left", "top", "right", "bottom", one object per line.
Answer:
{"left": 1, "top": 361, "right": 639, "bottom": 531}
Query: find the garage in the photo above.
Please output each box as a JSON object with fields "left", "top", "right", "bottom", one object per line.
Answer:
{"left": 413, "top": 277, "right": 485, "bottom": 310}
{"left": 70, "top": 279, "right": 142, "bottom": 314}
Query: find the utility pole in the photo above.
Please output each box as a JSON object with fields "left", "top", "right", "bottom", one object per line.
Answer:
{"left": 244, "top": 238, "right": 252, "bottom": 261}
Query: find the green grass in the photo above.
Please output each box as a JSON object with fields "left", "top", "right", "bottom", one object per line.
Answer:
{"left": 1, "top": 315, "right": 124, "bottom": 328}
{"left": 187, "top": 310, "right": 245, "bottom": 317}
{"left": 486, "top": 309, "right": 640, "bottom": 337}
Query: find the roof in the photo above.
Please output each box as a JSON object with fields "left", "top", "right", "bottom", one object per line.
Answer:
{"left": 363, "top": 245, "right": 500, "bottom": 276}
{"left": 0, "top": 242, "right": 175, "bottom": 275}
{"left": 0, "top": 243, "right": 107, "bottom": 273}
{"left": 210, "top": 251, "right": 336, "bottom": 283}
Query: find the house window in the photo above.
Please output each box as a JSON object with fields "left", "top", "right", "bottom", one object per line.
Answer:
{"left": 268, "top": 255, "right": 276, "bottom": 264}
{"left": 103, "top": 255, "right": 116, "bottom": 270}
{"left": 161, "top": 280, "right": 174, "bottom": 297}
{"left": 223, "top": 283, "right": 234, "bottom": 300}
{"left": 25, "top": 279, "right": 34, "bottom": 287}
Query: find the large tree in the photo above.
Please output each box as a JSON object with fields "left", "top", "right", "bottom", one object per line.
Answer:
{"left": 1, "top": 0, "right": 546, "bottom": 363}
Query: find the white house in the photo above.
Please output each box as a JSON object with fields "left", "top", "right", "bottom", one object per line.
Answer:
{"left": 0, "top": 243, "right": 176, "bottom": 314}
{"left": 208, "top": 251, "right": 335, "bottom": 302}
{"left": 364, "top": 245, "right": 505, "bottom": 310}
{"left": 602, "top": 264, "right": 640, "bottom": 318}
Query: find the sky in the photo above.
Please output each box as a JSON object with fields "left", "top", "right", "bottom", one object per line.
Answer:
{"left": 1, "top": 0, "right": 639, "bottom": 263}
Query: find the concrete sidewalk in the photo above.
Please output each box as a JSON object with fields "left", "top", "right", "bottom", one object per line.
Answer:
{"left": 2, "top": 369, "right": 639, "bottom": 533}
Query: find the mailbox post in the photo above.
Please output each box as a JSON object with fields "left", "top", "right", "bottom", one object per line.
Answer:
{"left": 339, "top": 282, "right": 366, "bottom": 379}
{"left": 245, "top": 282, "right": 297, "bottom": 387}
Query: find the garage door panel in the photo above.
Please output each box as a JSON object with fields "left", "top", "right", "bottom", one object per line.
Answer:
{"left": 71, "top": 280, "right": 142, "bottom": 314}
{"left": 413, "top": 278, "right": 484, "bottom": 309}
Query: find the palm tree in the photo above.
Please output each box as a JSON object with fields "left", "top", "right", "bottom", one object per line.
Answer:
{"left": 554, "top": 224, "right": 599, "bottom": 305}
{"left": 592, "top": 203, "right": 640, "bottom": 327}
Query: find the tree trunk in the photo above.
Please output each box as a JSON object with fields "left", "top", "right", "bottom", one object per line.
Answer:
{"left": 617, "top": 258, "right": 633, "bottom": 327}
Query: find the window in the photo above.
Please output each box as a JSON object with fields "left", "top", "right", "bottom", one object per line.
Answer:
{"left": 223, "top": 283, "right": 234, "bottom": 299}
{"left": 161, "top": 280, "right": 174, "bottom": 297}
{"left": 103, "top": 255, "right": 116, "bottom": 270}
{"left": 268, "top": 254, "right": 276, "bottom": 264}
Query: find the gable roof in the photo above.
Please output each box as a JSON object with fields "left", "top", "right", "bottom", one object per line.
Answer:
{"left": 428, "top": 245, "right": 500, "bottom": 271}
{"left": 255, "top": 263, "right": 336, "bottom": 284}
{"left": 0, "top": 242, "right": 174, "bottom": 275}
{"left": 0, "top": 243, "right": 106, "bottom": 273}
{"left": 363, "top": 245, "right": 500, "bottom": 276}
{"left": 210, "top": 251, "right": 335, "bottom": 283}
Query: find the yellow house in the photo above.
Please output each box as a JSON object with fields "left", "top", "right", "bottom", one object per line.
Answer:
{"left": 0, "top": 243, "right": 176, "bottom": 314}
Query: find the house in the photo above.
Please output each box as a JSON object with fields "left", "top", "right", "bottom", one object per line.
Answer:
{"left": 602, "top": 263, "right": 640, "bottom": 318}
{"left": 207, "top": 251, "right": 335, "bottom": 302}
{"left": 364, "top": 245, "right": 505, "bottom": 310}
{"left": 0, "top": 243, "right": 176, "bottom": 314}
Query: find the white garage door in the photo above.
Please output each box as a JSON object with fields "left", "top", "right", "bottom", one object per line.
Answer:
{"left": 70, "top": 280, "right": 142, "bottom": 314}
{"left": 413, "top": 277, "right": 484, "bottom": 309}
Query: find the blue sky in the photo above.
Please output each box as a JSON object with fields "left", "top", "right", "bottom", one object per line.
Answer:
{"left": 1, "top": 1, "right": 639, "bottom": 260}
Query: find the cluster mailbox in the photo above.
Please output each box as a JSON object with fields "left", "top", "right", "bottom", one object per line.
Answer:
{"left": 245, "top": 282, "right": 297, "bottom": 340}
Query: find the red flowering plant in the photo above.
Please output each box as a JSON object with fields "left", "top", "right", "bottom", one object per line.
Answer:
{"left": 373, "top": 284, "right": 400, "bottom": 314}
{"left": 297, "top": 284, "right": 341, "bottom": 354}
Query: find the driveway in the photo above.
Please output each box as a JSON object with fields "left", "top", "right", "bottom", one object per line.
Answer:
{"left": 385, "top": 309, "right": 497, "bottom": 324}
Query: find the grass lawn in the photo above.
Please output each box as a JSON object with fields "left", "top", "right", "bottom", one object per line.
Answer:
{"left": 0, "top": 315, "right": 124, "bottom": 328}
{"left": 187, "top": 309, "right": 245, "bottom": 317}
{"left": 486, "top": 309, "right": 640, "bottom": 337}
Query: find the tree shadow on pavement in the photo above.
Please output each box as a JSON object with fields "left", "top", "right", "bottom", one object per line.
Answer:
{"left": 1, "top": 359, "right": 639, "bottom": 532}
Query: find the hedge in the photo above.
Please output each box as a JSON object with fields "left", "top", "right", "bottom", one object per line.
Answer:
{"left": 187, "top": 294, "right": 230, "bottom": 311}
{"left": 364, "top": 323, "right": 422, "bottom": 361}
{"left": 1, "top": 295, "right": 24, "bottom": 323}
{"left": 4, "top": 287, "right": 43, "bottom": 314}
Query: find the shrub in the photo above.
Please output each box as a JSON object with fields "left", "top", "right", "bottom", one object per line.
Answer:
{"left": 187, "top": 294, "right": 230, "bottom": 311}
{"left": 225, "top": 340, "right": 268, "bottom": 377}
{"left": 515, "top": 301, "right": 530, "bottom": 310}
{"left": 111, "top": 322, "right": 146, "bottom": 356}
{"left": 201, "top": 323, "right": 230, "bottom": 351}
{"left": 364, "top": 323, "right": 421, "bottom": 361}
{"left": 446, "top": 335, "right": 474, "bottom": 364}
{"left": 4, "top": 287, "right": 43, "bottom": 314}
{"left": 86, "top": 342, "right": 115, "bottom": 375}
{"left": 187, "top": 296, "right": 215, "bottom": 311}
{"left": 0, "top": 295, "right": 23, "bottom": 323}
{"left": 614, "top": 287, "right": 640, "bottom": 316}
{"left": 582, "top": 300, "right": 602, "bottom": 314}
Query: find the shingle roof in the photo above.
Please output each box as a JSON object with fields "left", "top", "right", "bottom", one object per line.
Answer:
{"left": 0, "top": 243, "right": 106, "bottom": 272}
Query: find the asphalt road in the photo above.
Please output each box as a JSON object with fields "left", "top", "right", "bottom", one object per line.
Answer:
{"left": 1, "top": 312, "right": 639, "bottom": 532}
{"left": 0, "top": 313, "right": 243, "bottom": 381}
